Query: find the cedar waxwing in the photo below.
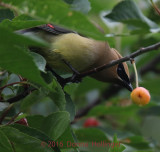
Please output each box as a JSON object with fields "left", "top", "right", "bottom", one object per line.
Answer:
{"left": 19, "top": 24, "right": 133, "bottom": 91}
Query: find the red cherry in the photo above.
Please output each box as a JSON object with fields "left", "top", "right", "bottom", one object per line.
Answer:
{"left": 83, "top": 117, "right": 100, "bottom": 128}
{"left": 15, "top": 118, "right": 28, "bottom": 126}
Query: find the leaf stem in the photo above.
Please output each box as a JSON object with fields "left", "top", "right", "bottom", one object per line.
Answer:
{"left": 0, "top": 81, "right": 28, "bottom": 91}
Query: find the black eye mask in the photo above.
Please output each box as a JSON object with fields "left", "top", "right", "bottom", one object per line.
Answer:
{"left": 117, "top": 63, "right": 130, "bottom": 83}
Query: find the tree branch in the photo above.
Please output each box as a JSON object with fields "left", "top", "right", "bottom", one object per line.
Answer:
{"left": 66, "top": 42, "right": 160, "bottom": 83}
{"left": 75, "top": 53, "right": 160, "bottom": 118}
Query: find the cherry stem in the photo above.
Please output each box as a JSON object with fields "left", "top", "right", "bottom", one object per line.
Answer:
{"left": 131, "top": 59, "right": 139, "bottom": 88}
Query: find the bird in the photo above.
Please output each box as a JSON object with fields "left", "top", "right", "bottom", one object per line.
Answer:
{"left": 19, "top": 24, "right": 133, "bottom": 91}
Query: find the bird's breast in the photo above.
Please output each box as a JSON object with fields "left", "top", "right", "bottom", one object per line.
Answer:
{"left": 47, "top": 33, "right": 99, "bottom": 72}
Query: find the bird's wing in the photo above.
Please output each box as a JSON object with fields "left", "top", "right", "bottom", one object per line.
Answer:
{"left": 18, "top": 24, "right": 76, "bottom": 35}
{"left": 32, "top": 24, "right": 76, "bottom": 35}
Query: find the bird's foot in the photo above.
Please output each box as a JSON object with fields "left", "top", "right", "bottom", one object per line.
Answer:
{"left": 46, "top": 65, "right": 68, "bottom": 87}
{"left": 62, "top": 59, "right": 80, "bottom": 75}
{"left": 70, "top": 73, "right": 82, "bottom": 83}
{"left": 62, "top": 59, "right": 82, "bottom": 83}
{"left": 46, "top": 65, "right": 82, "bottom": 89}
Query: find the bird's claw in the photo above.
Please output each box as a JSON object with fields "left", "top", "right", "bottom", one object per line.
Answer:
{"left": 70, "top": 73, "right": 82, "bottom": 83}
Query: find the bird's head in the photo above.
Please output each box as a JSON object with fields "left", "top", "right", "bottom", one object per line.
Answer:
{"left": 116, "top": 62, "right": 133, "bottom": 92}
{"left": 111, "top": 48, "right": 133, "bottom": 92}
{"left": 91, "top": 47, "right": 133, "bottom": 92}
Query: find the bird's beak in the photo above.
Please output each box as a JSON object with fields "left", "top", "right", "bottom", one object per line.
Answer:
{"left": 116, "top": 79, "right": 133, "bottom": 92}
{"left": 123, "top": 81, "right": 133, "bottom": 92}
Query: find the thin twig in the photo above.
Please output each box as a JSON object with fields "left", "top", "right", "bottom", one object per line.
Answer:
{"left": 0, "top": 1, "right": 18, "bottom": 16}
{"left": 18, "top": 75, "right": 24, "bottom": 81}
{"left": 0, "top": 88, "right": 37, "bottom": 104}
{"left": 151, "top": 0, "right": 160, "bottom": 16}
{"left": 0, "top": 104, "right": 13, "bottom": 124}
{"left": 6, "top": 111, "right": 21, "bottom": 125}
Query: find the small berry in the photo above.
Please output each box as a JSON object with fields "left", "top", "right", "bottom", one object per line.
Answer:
{"left": 83, "top": 117, "right": 100, "bottom": 128}
{"left": 15, "top": 118, "right": 28, "bottom": 126}
{"left": 131, "top": 87, "right": 150, "bottom": 105}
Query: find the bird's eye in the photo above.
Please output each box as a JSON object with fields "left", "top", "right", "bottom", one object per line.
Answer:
{"left": 117, "top": 63, "right": 130, "bottom": 83}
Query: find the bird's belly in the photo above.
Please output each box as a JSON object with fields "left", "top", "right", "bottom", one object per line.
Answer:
{"left": 47, "top": 48, "right": 93, "bottom": 73}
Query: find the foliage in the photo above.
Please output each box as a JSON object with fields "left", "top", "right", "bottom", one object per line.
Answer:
{"left": 0, "top": 0, "right": 160, "bottom": 152}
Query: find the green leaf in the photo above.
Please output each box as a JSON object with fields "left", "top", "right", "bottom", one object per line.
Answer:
{"left": 0, "top": 27, "right": 47, "bottom": 87}
{"left": 64, "top": 0, "right": 74, "bottom": 4}
{"left": 140, "top": 78, "right": 160, "bottom": 95}
{"left": 109, "top": 134, "right": 126, "bottom": 152}
{"left": 26, "top": 115, "right": 75, "bottom": 150}
{"left": 65, "top": 92, "right": 76, "bottom": 121}
{"left": 141, "top": 116, "right": 160, "bottom": 150}
{"left": 87, "top": 104, "right": 156, "bottom": 127}
{"left": 87, "top": 105, "right": 139, "bottom": 117}
{"left": 89, "top": 0, "right": 116, "bottom": 14}
{"left": 26, "top": 115, "right": 45, "bottom": 130}
{"left": 41, "top": 111, "right": 70, "bottom": 140}
{"left": 136, "top": 50, "right": 160, "bottom": 69}
{"left": 0, "top": 130, "right": 13, "bottom": 152}
{"left": 49, "top": 79, "right": 66, "bottom": 111}
{"left": 20, "top": 90, "right": 46, "bottom": 111}
{"left": 10, "top": 124, "right": 61, "bottom": 152}
{"left": 139, "top": 106, "right": 160, "bottom": 116}
{"left": 105, "top": 0, "right": 158, "bottom": 32}
{"left": 57, "top": 126, "right": 75, "bottom": 149}
{"left": 0, "top": 15, "right": 46, "bottom": 31}
{"left": 123, "top": 135, "right": 150, "bottom": 149}
{"left": 1, "top": 126, "right": 55, "bottom": 152}
{"left": 74, "top": 77, "right": 106, "bottom": 96}
{"left": 0, "top": 9, "right": 14, "bottom": 22}
{"left": 75, "top": 128, "right": 108, "bottom": 142}
{"left": 30, "top": 52, "right": 46, "bottom": 73}
{"left": 71, "top": 0, "right": 91, "bottom": 14}
{"left": 3, "top": 0, "right": 104, "bottom": 40}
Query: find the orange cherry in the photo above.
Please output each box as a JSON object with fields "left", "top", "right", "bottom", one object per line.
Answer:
{"left": 131, "top": 87, "right": 150, "bottom": 106}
